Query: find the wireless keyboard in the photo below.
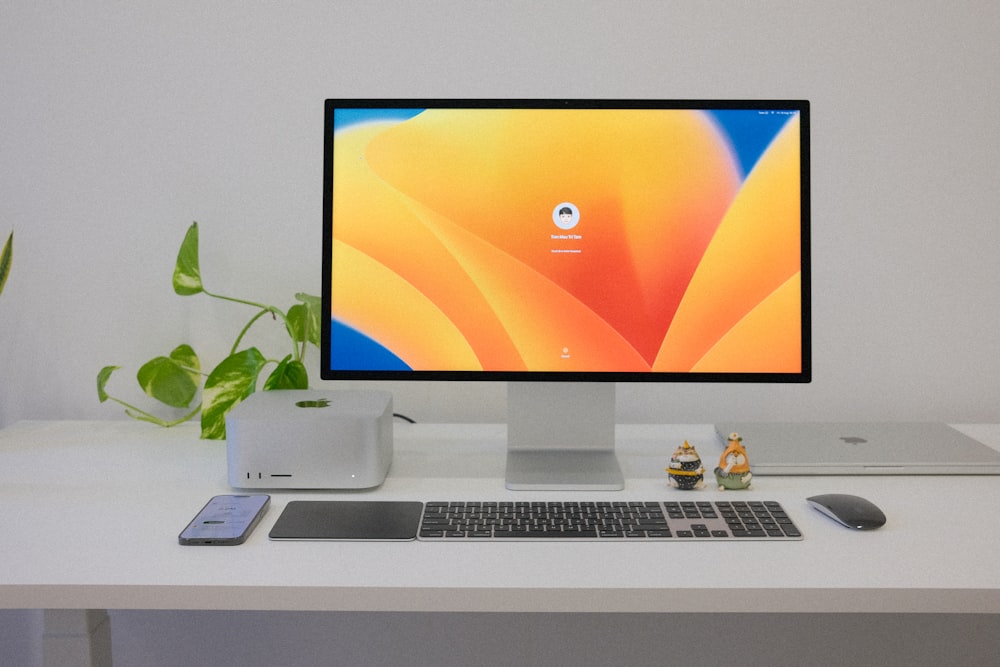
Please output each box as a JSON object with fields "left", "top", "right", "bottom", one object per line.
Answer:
{"left": 417, "top": 500, "right": 802, "bottom": 541}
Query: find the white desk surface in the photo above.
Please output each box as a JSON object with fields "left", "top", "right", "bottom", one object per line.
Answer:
{"left": 2, "top": 420, "right": 999, "bottom": 614}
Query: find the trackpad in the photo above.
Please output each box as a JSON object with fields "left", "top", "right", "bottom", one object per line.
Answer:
{"left": 268, "top": 501, "right": 423, "bottom": 541}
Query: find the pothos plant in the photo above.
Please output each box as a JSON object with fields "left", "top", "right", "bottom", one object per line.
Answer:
{"left": 97, "top": 222, "right": 321, "bottom": 439}
{"left": 0, "top": 230, "right": 11, "bottom": 300}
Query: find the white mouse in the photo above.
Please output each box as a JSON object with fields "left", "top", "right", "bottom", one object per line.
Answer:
{"left": 807, "top": 493, "right": 886, "bottom": 530}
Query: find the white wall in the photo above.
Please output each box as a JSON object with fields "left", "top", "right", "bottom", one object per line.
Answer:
{"left": 2, "top": 2, "right": 998, "bottom": 665}
{"left": 2, "top": 1, "right": 999, "bottom": 430}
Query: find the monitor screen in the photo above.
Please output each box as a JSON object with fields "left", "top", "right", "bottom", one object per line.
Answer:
{"left": 322, "top": 99, "right": 809, "bottom": 381}
{"left": 321, "top": 99, "right": 810, "bottom": 489}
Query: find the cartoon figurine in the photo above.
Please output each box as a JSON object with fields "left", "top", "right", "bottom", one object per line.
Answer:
{"left": 666, "top": 440, "right": 705, "bottom": 490}
{"left": 715, "top": 432, "right": 753, "bottom": 490}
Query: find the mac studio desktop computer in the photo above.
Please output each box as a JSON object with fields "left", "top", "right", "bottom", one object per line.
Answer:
{"left": 321, "top": 99, "right": 811, "bottom": 490}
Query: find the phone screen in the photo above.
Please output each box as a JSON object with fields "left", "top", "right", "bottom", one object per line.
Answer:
{"left": 179, "top": 494, "right": 270, "bottom": 545}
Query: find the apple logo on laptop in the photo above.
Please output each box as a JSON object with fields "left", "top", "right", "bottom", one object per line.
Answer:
{"left": 839, "top": 436, "right": 868, "bottom": 445}
{"left": 295, "top": 398, "right": 331, "bottom": 408}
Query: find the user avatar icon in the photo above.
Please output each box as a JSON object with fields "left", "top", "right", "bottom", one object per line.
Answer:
{"left": 552, "top": 202, "right": 580, "bottom": 230}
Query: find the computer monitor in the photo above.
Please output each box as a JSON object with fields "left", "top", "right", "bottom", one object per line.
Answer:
{"left": 321, "top": 99, "right": 811, "bottom": 490}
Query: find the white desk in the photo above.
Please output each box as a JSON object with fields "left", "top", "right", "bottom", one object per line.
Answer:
{"left": 3, "top": 421, "right": 1000, "bottom": 664}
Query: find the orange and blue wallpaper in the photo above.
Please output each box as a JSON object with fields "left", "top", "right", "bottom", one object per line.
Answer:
{"left": 328, "top": 107, "right": 803, "bottom": 374}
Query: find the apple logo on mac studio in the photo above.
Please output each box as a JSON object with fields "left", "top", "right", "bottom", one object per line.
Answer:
{"left": 295, "top": 398, "right": 331, "bottom": 408}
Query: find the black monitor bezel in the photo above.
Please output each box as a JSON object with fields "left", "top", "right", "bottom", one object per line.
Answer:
{"left": 321, "top": 98, "right": 811, "bottom": 384}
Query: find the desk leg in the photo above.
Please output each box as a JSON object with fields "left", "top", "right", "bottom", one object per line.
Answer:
{"left": 43, "top": 610, "right": 112, "bottom": 667}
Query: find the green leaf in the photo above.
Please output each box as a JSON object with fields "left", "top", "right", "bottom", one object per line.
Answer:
{"left": 263, "top": 355, "right": 309, "bottom": 390}
{"left": 0, "top": 231, "right": 11, "bottom": 299}
{"left": 287, "top": 292, "right": 322, "bottom": 347}
{"left": 199, "top": 347, "right": 267, "bottom": 439}
{"left": 97, "top": 365, "right": 121, "bottom": 403}
{"left": 136, "top": 344, "right": 201, "bottom": 408}
{"left": 172, "top": 222, "right": 204, "bottom": 295}
{"left": 168, "top": 343, "right": 201, "bottom": 376}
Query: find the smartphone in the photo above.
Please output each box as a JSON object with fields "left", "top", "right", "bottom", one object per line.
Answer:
{"left": 178, "top": 494, "right": 270, "bottom": 545}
